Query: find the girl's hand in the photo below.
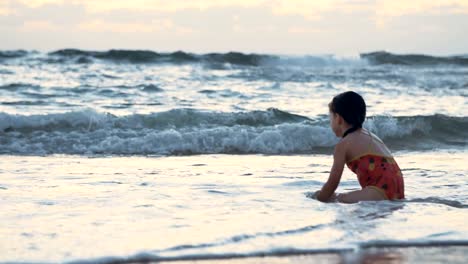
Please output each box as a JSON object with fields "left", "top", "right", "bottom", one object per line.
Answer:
{"left": 328, "top": 193, "right": 338, "bottom": 202}
{"left": 336, "top": 193, "right": 347, "bottom": 203}
{"left": 313, "top": 191, "right": 339, "bottom": 202}
{"left": 312, "top": 190, "right": 321, "bottom": 199}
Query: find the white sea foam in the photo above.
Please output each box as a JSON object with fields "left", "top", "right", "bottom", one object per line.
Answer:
{"left": 1, "top": 109, "right": 463, "bottom": 155}
{"left": 1, "top": 49, "right": 467, "bottom": 263}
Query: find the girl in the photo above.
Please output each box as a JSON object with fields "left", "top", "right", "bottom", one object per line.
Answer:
{"left": 314, "top": 91, "right": 404, "bottom": 203}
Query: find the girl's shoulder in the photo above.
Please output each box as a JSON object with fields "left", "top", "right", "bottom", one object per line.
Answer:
{"left": 343, "top": 129, "right": 393, "bottom": 161}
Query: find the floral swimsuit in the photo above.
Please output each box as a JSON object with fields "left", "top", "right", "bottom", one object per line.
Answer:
{"left": 346, "top": 134, "right": 405, "bottom": 200}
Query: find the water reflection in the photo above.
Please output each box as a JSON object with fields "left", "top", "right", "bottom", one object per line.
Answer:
{"left": 331, "top": 201, "right": 406, "bottom": 244}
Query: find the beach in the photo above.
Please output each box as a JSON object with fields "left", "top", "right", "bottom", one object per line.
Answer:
{"left": 1, "top": 50, "right": 467, "bottom": 263}
{"left": 1, "top": 152, "right": 467, "bottom": 263}
{"left": 164, "top": 246, "right": 468, "bottom": 264}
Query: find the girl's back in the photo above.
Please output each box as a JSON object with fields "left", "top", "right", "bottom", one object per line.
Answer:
{"left": 343, "top": 129, "right": 404, "bottom": 200}
{"left": 342, "top": 129, "right": 392, "bottom": 162}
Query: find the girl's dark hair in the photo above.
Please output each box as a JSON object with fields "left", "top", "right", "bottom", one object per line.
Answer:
{"left": 329, "top": 91, "right": 366, "bottom": 131}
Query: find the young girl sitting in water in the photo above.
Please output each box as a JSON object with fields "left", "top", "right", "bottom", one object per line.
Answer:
{"left": 314, "top": 91, "right": 404, "bottom": 203}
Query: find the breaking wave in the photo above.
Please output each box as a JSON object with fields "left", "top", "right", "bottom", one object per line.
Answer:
{"left": 3, "top": 49, "right": 468, "bottom": 67}
{"left": 0, "top": 50, "right": 30, "bottom": 59}
{"left": 0, "top": 109, "right": 465, "bottom": 155}
{"left": 46, "top": 49, "right": 276, "bottom": 66}
{"left": 361, "top": 51, "right": 468, "bottom": 66}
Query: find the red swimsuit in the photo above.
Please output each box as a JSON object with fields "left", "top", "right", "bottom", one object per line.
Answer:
{"left": 346, "top": 137, "right": 405, "bottom": 200}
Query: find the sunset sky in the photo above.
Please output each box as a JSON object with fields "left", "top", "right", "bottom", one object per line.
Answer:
{"left": 1, "top": 0, "right": 468, "bottom": 55}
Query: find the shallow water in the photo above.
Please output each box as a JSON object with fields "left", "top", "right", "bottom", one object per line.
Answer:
{"left": 1, "top": 152, "right": 466, "bottom": 262}
{"left": 1, "top": 50, "right": 467, "bottom": 262}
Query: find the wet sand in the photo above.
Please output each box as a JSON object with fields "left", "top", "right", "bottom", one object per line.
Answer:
{"left": 163, "top": 246, "right": 468, "bottom": 264}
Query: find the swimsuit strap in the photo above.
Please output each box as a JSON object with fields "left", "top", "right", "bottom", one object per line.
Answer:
{"left": 342, "top": 126, "right": 361, "bottom": 138}
{"left": 367, "top": 131, "right": 375, "bottom": 152}
{"left": 367, "top": 130, "right": 385, "bottom": 152}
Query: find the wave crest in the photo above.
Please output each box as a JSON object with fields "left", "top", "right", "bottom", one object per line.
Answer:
{"left": 2, "top": 49, "right": 468, "bottom": 67}
{"left": 0, "top": 110, "right": 466, "bottom": 155}
{"left": 361, "top": 51, "right": 468, "bottom": 66}
{"left": 46, "top": 49, "right": 276, "bottom": 66}
{"left": 0, "top": 50, "right": 29, "bottom": 59}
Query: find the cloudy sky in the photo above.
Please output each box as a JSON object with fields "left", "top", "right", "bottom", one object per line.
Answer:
{"left": 1, "top": 0, "right": 468, "bottom": 55}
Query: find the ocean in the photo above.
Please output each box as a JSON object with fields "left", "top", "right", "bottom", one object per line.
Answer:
{"left": 0, "top": 49, "right": 467, "bottom": 263}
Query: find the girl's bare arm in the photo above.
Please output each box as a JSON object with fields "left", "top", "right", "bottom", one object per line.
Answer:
{"left": 317, "top": 141, "right": 346, "bottom": 202}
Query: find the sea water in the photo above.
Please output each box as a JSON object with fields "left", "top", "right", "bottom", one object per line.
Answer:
{"left": 0, "top": 50, "right": 467, "bottom": 262}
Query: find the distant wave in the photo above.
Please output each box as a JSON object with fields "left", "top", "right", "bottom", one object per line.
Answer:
{"left": 47, "top": 49, "right": 358, "bottom": 67}
{"left": 46, "top": 49, "right": 276, "bottom": 66}
{"left": 2, "top": 49, "right": 467, "bottom": 67}
{"left": 0, "top": 83, "right": 41, "bottom": 91}
{"left": 361, "top": 51, "right": 468, "bottom": 66}
{"left": 0, "top": 49, "right": 358, "bottom": 67}
{"left": 0, "top": 109, "right": 465, "bottom": 155}
{"left": 0, "top": 50, "right": 29, "bottom": 59}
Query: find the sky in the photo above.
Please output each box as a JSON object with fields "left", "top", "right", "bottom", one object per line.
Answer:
{"left": 1, "top": 0, "right": 468, "bottom": 55}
